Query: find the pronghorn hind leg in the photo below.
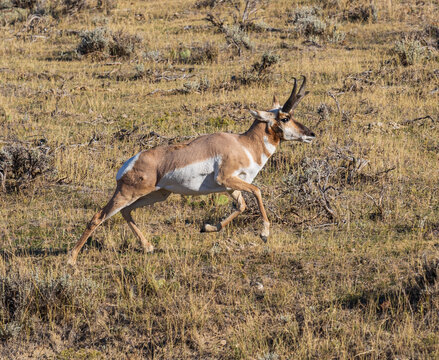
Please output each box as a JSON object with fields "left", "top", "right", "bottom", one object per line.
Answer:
{"left": 201, "top": 190, "right": 246, "bottom": 233}
{"left": 67, "top": 188, "right": 142, "bottom": 266}
{"left": 121, "top": 189, "right": 171, "bottom": 253}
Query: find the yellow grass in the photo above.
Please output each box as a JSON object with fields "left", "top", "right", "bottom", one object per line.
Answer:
{"left": 1, "top": 0, "right": 439, "bottom": 358}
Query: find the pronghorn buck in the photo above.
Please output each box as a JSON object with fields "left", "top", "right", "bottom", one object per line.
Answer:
{"left": 68, "top": 76, "right": 315, "bottom": 265}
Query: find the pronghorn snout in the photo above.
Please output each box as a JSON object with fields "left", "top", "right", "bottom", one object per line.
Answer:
{"left": 301, "top": 134, "right": 315, "bottom": 143}
{"left": 304, "top": 127, "right": 315, "bottom": 142}
{"left": 291, "top": 122, "right": 315, "bottom": 143}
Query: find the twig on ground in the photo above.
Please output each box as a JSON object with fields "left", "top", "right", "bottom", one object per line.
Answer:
{"left": 328, "top": 91, "right": 341, "bottom": 114}
{"left": 400, "top": 115, "right": 436, "bottom": 126}
{"left": 374, "top": 166, "right": 396, "bottom": 177}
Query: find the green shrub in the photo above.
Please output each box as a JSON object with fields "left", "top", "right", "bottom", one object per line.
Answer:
{"left": 11, "top": 0, "right": 37, "bottom": 9}
{"left": 205, "top": 13, "right": 253, "bottom": 56}
{"left": 76, "top": 27, "right": 142, "bottom": 58}
{"left": 224, "top": 24, "right": 253, "bottom": 54}
{"left": 175, "top": 42, "right": 219, "bottom": 64}
{"left": 0, "top": 272, "right": 100, "bottom": 331}
{"left": 289, "top": 6, "right": 326, "bottom": 36}
{"left": 96, "top": 0, "right": 116, "bottom": 14}
{"left": 328, "top": 25, "right": 346, "bottom": 44}
{"left": 77, "top": 27, "right": 110, "bottom": 55}
{"left": 0, "top": 143, "right": 54, "bottom": 193}
{"left": 343, "top": 4, "right": 378, "bottom": 23}
{"left": 393, "top": 39, "right": 427, "bottom": 66}
{"left": 0, "top": 0, "right": 14, "bottom": 9}
{"left": 232, "top": 52, "right": 280, "bottom": 85}
{"left": 110, "top": 30, "right": 142, "bottom": 57}
{"left": 183, "top": 76, "right": 210, "bottom": 93}
{"left": 0, "top": 6, "right": 28, "bottom": 25}
{"left": 63, "top": 0, "right": 88, "bottom": 14}
{"left": 195, "top": 0, "right": 235, "bottom": 8}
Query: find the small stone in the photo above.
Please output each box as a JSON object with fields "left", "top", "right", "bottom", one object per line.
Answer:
{"left": 250, "top": 280, "right": 264, "bottom": 291}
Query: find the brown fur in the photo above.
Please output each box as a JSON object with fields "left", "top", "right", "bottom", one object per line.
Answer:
{"left": 119, "top": 120, "right": 280, "bottom": 191}
{"left": 68, "top": 88, "right": 314, "bottom": 266}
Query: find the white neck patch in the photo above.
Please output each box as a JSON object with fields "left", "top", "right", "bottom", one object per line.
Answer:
{"left": 263, "top": 136, "right": 277, "bottom": 156}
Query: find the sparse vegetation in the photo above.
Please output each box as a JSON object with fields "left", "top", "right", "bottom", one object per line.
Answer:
{"left": 11, "top": 0, "right": 37, "bottom": 10}
{"left": 1, "top": 0, "right": 439, "bottom": 358}
{"left": 76, "top": 27, "right": 109, "bottom": 55}
{"left": 343, "top": 4, "right": 378, "bottom": 23}
{"left": 393, "top": 38, "right": 428, "bottom": 66}
{"left": 232, "top": 52, "right": 280, "bottom": 85}
{"left": 62, "top": 0, "right": 89, "bottom": 14}
{"left": 288, "top": 6, "right": 326, "bottom": 37}
{"left": 327, "top": 24, "right": 346, "bottom": 44}
{"left": 76, "top": 27, "right": 142, "bottom": 59}
{"left": 96, "top": 0, "right": 116, "bottom": 14}
{"left": 174, "top": 42, "right": 219, "bottom": 64}
{"left": 0, "top": 142, "right": 55, "bottom": 193}
{"left": 0, "top": 271, "right": 100, "bottom": 327}
{"left": 205, "top": 12, "right": 254, "bottom": 55}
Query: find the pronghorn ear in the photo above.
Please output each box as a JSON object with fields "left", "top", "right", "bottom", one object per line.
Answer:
{"left": 272, "top": 95, "right": 280, "bottom": 109}
{"left": 249, "top": 110, "right": 276, "bottom": 124}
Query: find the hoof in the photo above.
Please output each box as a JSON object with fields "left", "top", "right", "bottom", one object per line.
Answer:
{"left": 260, "top": 235, "right": 268, "bottom": 243}
{"left": 66, "top": 259, "right": 79, "bottom": 274}
{"left": 201, "top": 223, "right": 220, "bottom": 233}
{"left": 144, "top": 245, "right": 154, "bottom": 253}
{"left": 66, "top": 256, "right": 77, "bottom": 267}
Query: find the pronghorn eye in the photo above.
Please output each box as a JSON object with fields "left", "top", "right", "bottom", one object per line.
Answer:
{"left": 280, "top": 118, "right": 289, "bottom": 123}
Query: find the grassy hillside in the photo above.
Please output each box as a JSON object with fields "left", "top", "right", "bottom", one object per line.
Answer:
{"left": 1, "top": 0, "right": 438, "bottom": 358}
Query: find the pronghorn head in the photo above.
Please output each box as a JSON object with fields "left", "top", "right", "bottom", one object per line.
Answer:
{"left": 249, "top": 76, "right": 315, "bottom": 143}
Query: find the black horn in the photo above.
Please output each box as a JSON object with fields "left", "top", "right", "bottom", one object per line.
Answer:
{"left": 281, "top": 77, "right": 297, "bottom": 113}
{"left": 282, "top": 76, "right": 309, "bottom": 113}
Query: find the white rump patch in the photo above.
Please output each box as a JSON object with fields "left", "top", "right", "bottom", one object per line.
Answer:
{"left": 116, "top": 152, "right": 141, "bottom": 181}
{"left": 157, "top": 156, "right": 226, "bottom": 195}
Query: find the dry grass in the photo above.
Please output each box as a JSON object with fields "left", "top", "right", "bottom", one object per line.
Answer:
{"left": 1, "top": 0, "right": 439, "bottom": 358}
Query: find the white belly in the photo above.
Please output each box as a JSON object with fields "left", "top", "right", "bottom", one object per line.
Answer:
{"left": 157, "top": 156, "right": 226, "bottom": 195}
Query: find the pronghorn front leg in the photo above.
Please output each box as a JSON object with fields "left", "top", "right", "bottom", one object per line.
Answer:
{"left": 202, "top": 190, "right": 247, "bottom": 233}
{"left": 121, "top": 209, "right": 154, "bottom": 253}
{"left": 216, "top": 176, "right": 270, "bottom": 242}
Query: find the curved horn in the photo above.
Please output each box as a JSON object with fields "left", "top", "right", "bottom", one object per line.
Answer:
{"left": 289, "top": 75, "right": 309, "bottom": 113}
{"left": 282, "top": 77, "right": 297, "bottom": 113}
{"left": 297, "top": 75, "right": 307, "bottom": 97}
{"left": 282, "top": 76, "right": 309, "bottom": 114}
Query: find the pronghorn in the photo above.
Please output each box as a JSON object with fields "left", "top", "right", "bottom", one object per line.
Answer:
{"left": 68, "top": 76, "right": 315, "bottom": 265}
